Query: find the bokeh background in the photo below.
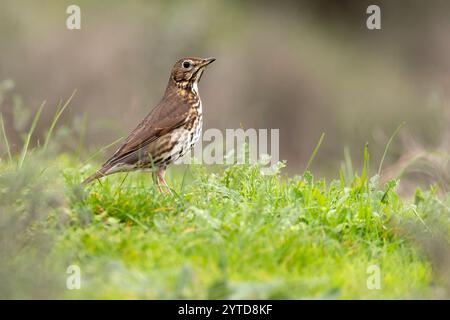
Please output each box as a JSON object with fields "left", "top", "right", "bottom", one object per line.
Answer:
{"left": 0, "top": 0, "right": 449, "bottom": 193}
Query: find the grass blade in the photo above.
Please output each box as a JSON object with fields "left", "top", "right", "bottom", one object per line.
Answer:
{"left": 126, "top": 214, "right": 149, "bottom": 231}
{"left": 378, "top": 122, "right": 405, "bottom": 176}
{"left": 18, "top": 100, "right": 46, "bottom": 168}
{"left": 43, "top": 89, "right": 77, "bottom": 150}
{"left": 360, "top": 142, "right": 370, "bottom": 190}
{"left": 0, "top": 113, "right": 12, "bottom": 162}
{"left": 343, "top": 146, "right": 353, "bottom": 182}
{"left": 179, "top": 165, "right": 190, "bottom": 194}
{"left": 304, "top": 132, "right": 325, "bottom": 172}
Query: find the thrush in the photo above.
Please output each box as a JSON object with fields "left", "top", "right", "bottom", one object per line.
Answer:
{"left": 82, "top": 56, "right": 215, "bottom": 192}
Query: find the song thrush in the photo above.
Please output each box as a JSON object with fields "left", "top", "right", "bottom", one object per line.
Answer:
{"left": 82, "top": 56, "right": 215, "bottom": 192}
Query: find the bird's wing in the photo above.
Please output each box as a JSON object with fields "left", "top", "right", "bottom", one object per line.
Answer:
{"left": 104, "top": 92, "right": 191, "bottom": 167}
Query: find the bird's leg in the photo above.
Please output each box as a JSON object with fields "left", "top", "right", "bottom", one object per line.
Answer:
{"left": 157, "top": 167, "right": 172, "bottom": 194}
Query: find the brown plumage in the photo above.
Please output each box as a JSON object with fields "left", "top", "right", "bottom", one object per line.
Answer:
{"left": 83, "top": 56, "right": 215, "bottom": 192}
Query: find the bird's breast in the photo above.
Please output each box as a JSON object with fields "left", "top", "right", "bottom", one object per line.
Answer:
{"left": 158, "top": 99, "right": 202, "bottom": 165}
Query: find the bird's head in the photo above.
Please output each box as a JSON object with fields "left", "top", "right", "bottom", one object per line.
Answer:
{"left": 170, "top": 57, "right": 215, "bottom": 90}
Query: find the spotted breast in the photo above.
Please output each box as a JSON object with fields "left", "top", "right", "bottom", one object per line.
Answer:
{"left": 153, "top": 98, "right": 202, "bottom": 167}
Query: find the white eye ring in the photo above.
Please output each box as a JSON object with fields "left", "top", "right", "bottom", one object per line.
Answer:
{"left": 182, "top": 60, "right": 192, "bottom": 69}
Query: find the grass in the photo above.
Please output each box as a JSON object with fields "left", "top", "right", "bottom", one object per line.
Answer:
{"left": 1, "top": 91, "right": 449, "bottom": 299}
{"left": 56, "top": 161, "right": 437, "bottom": 299}
{"left": 3, "top": 152, "right": 448, "bottom": 299}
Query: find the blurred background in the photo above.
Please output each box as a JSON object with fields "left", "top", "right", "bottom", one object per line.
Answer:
{"left": 0, "top": 0, "right": 449, "bottom": 193}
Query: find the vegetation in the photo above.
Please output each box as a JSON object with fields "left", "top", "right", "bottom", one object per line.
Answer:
{"left": 1, "top": 91, "right": 449, "bottom": 299}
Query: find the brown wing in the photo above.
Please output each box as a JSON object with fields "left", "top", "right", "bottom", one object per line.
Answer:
{"left": 104, "top": 90, "right": 190, "bottom": 167}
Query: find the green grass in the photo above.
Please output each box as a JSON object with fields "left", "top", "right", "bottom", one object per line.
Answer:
{"left": 42, "top": 155, "right": 445, "bottom": 299}
{"left": 2, "top": 147, "right": 450, "bottom": 299}
{"left": 1, "top": 91, "right": 449, "bottom": 299}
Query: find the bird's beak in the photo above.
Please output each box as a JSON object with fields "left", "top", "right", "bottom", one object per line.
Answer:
{"left": 194, "top": 57, "right": 215, "bottom": 83}
{"left": 200, "top": 57, "right": 216, "bottom": 67}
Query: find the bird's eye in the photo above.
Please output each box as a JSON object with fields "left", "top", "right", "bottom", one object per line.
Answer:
{"left": 182, "top": 61, "right": 192, "bottom": 69}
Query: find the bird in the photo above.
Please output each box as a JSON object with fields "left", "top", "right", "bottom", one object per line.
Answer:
{"left": 82, "top": 56, "right": 216, "bottom": 193}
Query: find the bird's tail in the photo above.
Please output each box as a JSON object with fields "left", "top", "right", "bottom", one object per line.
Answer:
{"left": 82, "top": 166, "right": 111, "bottom": 185}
